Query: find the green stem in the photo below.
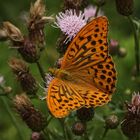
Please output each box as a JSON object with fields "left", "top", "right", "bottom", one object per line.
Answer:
{"left": 128, "top": 16, "right": 140, "bottom": 76}
{"left": 59, "top": 119, "right": 69, "bottom": 140}
{"left": 36, "top": 61, "right": 46, "bottom": 85}
{"left": 101, "top": 127, "right": 109, "bottom": 140}
{"left": 95, "top": 6, "right": 100, "bottom": 17}
{"left": 1, "top": 97, "right": 24, "bottom": 140}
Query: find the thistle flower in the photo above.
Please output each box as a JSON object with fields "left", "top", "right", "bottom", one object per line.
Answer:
{"left": 28, "top": 0, "right": 54, "bottom": 48}
{"left": 115, "top": 0, "right": 134, "bottom": 16}
{"left": 84, "top": 5, "right": 103, "bottom": 21}
{"left": 121, "top": 92, "right": 140, "bottom": 138}
{"left": 9, "top": 58, "right": 38, "bottom": 95}
{"left": 45, "top": 73, "right": 54, "bottom": 94}
{"left": 55, "top": 9, "right": 86, "bottom": 43}
{"left": 14, "top": 94, "right": 47, "bottom": 131}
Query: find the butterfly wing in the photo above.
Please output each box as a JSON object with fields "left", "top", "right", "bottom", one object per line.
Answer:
{"left": 47, "top": 78, "right": 85, "bottom": 118}
{"left": 47, "top": 78, "right": 111, "bottom": 118}
{"left": 61, "top": 16, "right": 109, "bottom": 70}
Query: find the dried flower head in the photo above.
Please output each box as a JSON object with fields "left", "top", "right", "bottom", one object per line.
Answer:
{"left": 17, "top": 38, "right": 40, "bottom": 63}
{"left": 55, "top": 9, "right": 86, "bottom": 42}
{"left": 8, "top": 57, "right": 29, "bottom": 75}
{"left": 84, "top": 5, "right": 103, "bottom": 21}
{"left": 14, "top": 94, "right": 47, "bottom": 131}
{"left": 9, "top": 58, "right": 38, "bottom": 94}
{"left": 28, "top": 0, "right": 54, "bottom": 47}
{"left": 121, "top": 92, "right": 140, "bottom": 138}
{"left": 0, "top": 29, "right": 8, "bottom": 41}
{"left": 2, "top": 22, "right": 23, "bottom": 42}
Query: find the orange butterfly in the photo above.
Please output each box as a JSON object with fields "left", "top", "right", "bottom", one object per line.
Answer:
{"left": 46, "top": 16, "right": 117, "bottom": 118}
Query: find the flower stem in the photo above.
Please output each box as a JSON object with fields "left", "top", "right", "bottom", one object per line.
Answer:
{"left": 36, "top": 61, "right": 46, "bottom": 85}
{"left": 0, "top": 96, "right": 24, "bottom": 140}
{"left": 128, "top": 16, "right": 140, "bottom": 76}
{"left": 101, "top": 127, "right": 109, "bottom": 140}
{"left": 95, "top": 6, "right": 100, "bottom": 17}
{"left": 59, "top": 119, "right": 69, "bottom": 140}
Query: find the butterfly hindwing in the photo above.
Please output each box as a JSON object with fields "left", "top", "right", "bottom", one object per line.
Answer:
{"left": 47, "top": 78, "right": 85, "bottom": 118}
{"left": 47, "top": 78, "right": 112, "bottom": 118}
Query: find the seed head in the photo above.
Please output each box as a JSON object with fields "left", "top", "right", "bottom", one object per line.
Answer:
{"left": 14, "top": 94, "right": 47, "bottom": 131}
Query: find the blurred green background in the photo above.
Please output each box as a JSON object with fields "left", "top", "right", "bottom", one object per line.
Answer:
{"left": 0, "top": 0, "right": 140, "bottom": 140}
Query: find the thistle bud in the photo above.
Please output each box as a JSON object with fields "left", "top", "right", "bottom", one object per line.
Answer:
{"left": 72, "top": 121, "right": 86, "bottom": 136}
{"left": 118, "top": 47, "right": 127, "bottom": 57}
{"left": 14, "top": 94, "right": 47, "bottom": 131}
{"left": 9, "top": 58, "right": 38, "bottom": 95}
{"left": 63, "top": 0, "right": 88, "bottom": 10}
{"left": 76, "top": 107, "right": 94, "bottom": 122}
{"left": 28, "top": 0, "right": 54, "bottom": 49}
{"left": 115, "top": 0, "right": 134, "bottom": 16}
{"left": 105, "top": 115, "right": 119, "bottom": 129}
{"left": 121, "top": 92, "right": 140, "bottom": 138}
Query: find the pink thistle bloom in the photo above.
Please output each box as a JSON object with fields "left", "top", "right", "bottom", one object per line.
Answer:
{"left": 127, "top": 92, "right": 140, "bottom": 115}
{"left": 55, "top": 9, "right": 87, "bottom": 42}
{"left": 84, "top": 5, "right": 104, "bottom": 21}
{"left": 45, "top": 73, "right": 54, "bottom": 94}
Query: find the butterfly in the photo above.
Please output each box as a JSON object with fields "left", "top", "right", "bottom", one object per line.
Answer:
{"left": 46, "top": 16, "right": 117, "bottom": 118}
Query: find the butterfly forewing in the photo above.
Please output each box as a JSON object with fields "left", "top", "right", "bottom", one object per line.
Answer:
{"left": 61, "top": 16, "right": 109, "bottom": 70}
